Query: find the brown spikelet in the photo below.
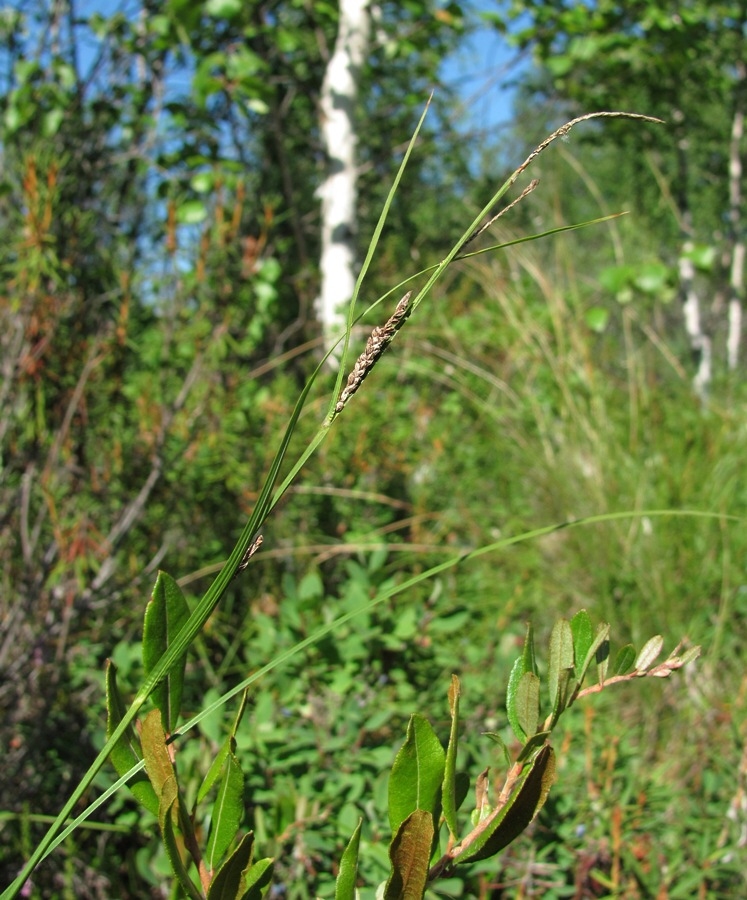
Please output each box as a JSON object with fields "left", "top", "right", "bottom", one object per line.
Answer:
{"left": 335, "top": 291, "right": 413, "bottom": 414}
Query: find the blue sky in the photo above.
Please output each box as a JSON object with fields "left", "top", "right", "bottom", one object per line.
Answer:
{"left": 439, "top": 4, "right": 530, "bottom": 142}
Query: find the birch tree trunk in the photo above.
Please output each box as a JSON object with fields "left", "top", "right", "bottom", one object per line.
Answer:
{"left": 727, "top": 61, "right": 745, "bottom": 371}
{"left": 316, "top": 0, "right": 371, "bottom": 363}
{"left": 679, "top": 245, "right": 712, "bottom": 401}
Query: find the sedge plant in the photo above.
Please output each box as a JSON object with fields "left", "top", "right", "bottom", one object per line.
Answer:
{"left": 3, "top": 109, "right": 720, "bottom": 900}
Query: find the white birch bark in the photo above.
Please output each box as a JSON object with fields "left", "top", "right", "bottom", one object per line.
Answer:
{"left": 727, "top": 64, "right": 745, "bottom": 371}
{"left": 679, "top": 245, "right": 712, "bottom": 401}
{"left": 315, "top": 0, "right": 371, "bottom": 364}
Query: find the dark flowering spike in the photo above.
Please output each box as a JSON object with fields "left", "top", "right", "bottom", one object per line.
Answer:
{"left": 335, "top": 291, "right": 413, "bottom": 414}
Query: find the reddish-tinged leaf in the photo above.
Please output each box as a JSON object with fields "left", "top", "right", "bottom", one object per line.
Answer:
{"left": 384, "top": 809, "right": 433, "bottom": 900}
{"left": 456, "top": 745, "right": 556, "bottom": 864}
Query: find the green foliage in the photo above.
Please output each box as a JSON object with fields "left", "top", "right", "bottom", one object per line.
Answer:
{"left": 100, "top": 590, "right": 697, "bottom": 899}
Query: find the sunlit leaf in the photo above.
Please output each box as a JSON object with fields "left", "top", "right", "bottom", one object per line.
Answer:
{"left": 507, "top": 623, "right": 537, "bottom": 742}
{"left": 548, "top": 619, "right": 574, "bottom": 713}
{"left": 239, "top": 857, "right": 274, "bottom": 900}
{"left": 388, "top": 715, "right": 445, "bottom": 835}
{"left": 635, "top": 635, "right": 664, "bottom": 672}
{"left": 570, "top": 609, "right": 593, "bottom": 676}
{"left": 515, "top": 671, "right": 540, "bottom": 738}
{"left": 176, "top": 199, "right": 207, "bottom": 224}
{"left": 205, "top": 0, "right": 242, "bottom": 19}
{"left": 584, "top": 306, "right": 610, "bottom": 333}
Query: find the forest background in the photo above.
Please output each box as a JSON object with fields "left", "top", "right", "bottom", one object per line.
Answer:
{"left": 1, "top": 1, "right": 746, "bottom": 897}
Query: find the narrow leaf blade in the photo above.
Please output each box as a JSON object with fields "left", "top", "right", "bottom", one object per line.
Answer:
{"left": 442, "top": 675, "right": 461, "bottom": 838}
{"left": 160, "top": 776, "right": 204, "bottom": 900}
{"left": 206, "top": 750, "right": 245, "bottom": 872}
{"left": 105, "top": 661, "right": 159, "bottom": 815}
{"left": 335, "top": 819, "right": 362, "bottom": 900}
{"left": 143, "top": 571, "right": 190, "bottom": 732}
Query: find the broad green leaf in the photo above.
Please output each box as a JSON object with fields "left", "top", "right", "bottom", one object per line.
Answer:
{"left": 160, "top": 776, "right": 204, "bottom": 900}
{"left": 105, "top": 661, "right": 159, "bottom": 816}
{"left": 176, "top": 199, "right": 207, "bottom": 224}
{"left": 548, "top": 619, "right": 574, "bottom": 712}
{"left": 614, "top": 644, "right": 637, "bottom": 675}
{"left": 335, "top": 819, "right": 362, "bottom": 900}
{"left": 239, "top": 857, "right": 274, "bottom": 900}
{"left": 205, "top": 0, "right": 242, "bottom": 18}
{"left": 681, "top": 243, "right": 716, "bottom": 272}
{"left": 635, "top": 635, "right": 664, "bottom": 672}
{"left": 515, "top": 672, "right": 540, "bottom": 738}
{"left": 388, "top": 715, "right": 445, "bottom": 836}
{"left": 143, "top": 571, "right": 190, "bottom": 732}
{"left": 584, "top": 306, "right": 609, "bottom": 333}
{"left": 383, "top": 809, "right": 433, "bottom": 900}
{"left": 506, "top": 623, "right": 537, "bottom": 742}
{"left": 455, "top": 746, "right": 556, "bottom": 864}
{"left": 570, "top": 610, "right": 593, "bottom": 677}
{"left": 206, "top": 750, "right": 245, "bottom": 872}
{"left": 442, "top": 675, "right": 461, "bottom": 838}
{"left": 207, "top": 832, "right": 254, "bottom": 900}
{"left": 190, "top": 172, "right": 214, "bottom": 194}
{"left": 599, "top": 263, "right": 636, "bottom": 293}
{"left": 633, "top": 262, "right": 670, "bottom": 294}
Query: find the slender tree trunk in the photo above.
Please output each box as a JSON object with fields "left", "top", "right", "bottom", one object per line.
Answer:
{"left": 316, "top": 0, "right": 371, "bottom": 363}
{"left": 727, "top": 62, "right": 745, "bottom": 371}
{"left": 679, "top": 244, "right": 712, "bottom": 401}
{"left": 674, "top": 119, "right": 711, "bottom": 400}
